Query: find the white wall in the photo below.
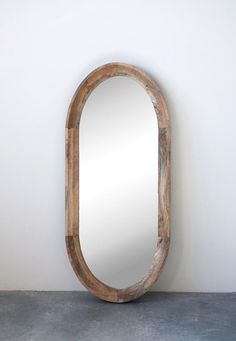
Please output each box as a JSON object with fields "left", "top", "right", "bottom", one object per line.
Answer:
{"left": 0, "top": 0, "right": 236, "bottom": 291}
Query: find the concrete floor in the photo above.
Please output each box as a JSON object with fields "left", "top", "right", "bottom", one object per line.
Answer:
{"left": 0, "top": 292, "right": 235, "bottom": 341}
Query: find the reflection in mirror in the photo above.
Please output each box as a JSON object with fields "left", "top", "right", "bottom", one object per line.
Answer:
{"left": 79, "top": 76, "right": 158, "bottom": 289}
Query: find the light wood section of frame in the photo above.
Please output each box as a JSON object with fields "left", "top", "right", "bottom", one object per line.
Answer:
{"left": 65, "top": 63, "right": 170, "bottom": 303}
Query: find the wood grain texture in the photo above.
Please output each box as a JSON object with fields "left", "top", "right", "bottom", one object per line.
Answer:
{"left": 65, "top": 62, "right": 170, "bottom": 303}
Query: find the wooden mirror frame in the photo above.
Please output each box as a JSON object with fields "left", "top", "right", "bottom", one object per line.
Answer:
{"left": 65, "top": 62, "right": 170, "bottom": 303}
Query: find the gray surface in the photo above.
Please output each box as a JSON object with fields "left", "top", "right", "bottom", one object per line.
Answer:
{"left": 0, "top": 292, "right": 235, "bottom": 341}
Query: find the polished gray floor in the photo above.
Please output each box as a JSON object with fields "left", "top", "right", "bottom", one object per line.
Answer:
{"left": 0, "top": 291, "right": 235, "bottom": 340}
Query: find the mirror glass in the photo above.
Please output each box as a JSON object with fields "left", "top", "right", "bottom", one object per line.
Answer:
{"left": 79, "top": 76, "right": 158, "bottom": 289}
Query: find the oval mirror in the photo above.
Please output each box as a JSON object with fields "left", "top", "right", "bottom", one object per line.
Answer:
{"left": 66, "top": 63, "right": 170, "bottom": 303}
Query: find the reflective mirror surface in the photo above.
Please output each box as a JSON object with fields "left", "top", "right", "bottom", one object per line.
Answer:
{"left": 79, "top": 76, "right": 159, "bottom": 289}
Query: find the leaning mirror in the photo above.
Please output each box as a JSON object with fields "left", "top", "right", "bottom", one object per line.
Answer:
{"left": 66, "top": 63, "right": 170, "bottom": 303}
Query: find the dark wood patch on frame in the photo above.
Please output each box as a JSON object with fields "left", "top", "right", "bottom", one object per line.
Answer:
{"left": 65, "top": 63, "right": 170, "bottom": 303}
